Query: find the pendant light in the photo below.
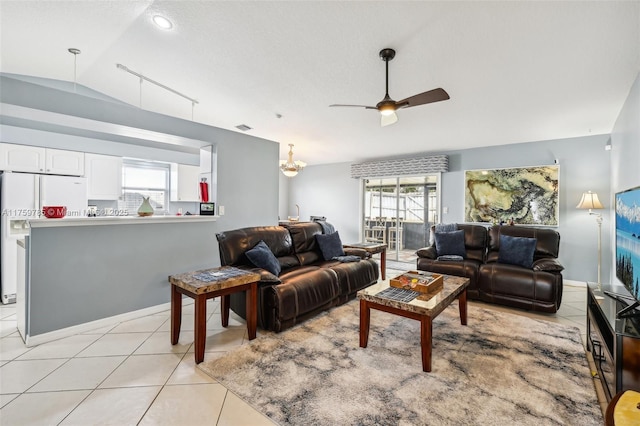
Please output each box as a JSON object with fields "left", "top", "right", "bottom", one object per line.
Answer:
{"left": 68, "top": 48, "right": 81, "bottom": 93}
{"left": 279, "top": 144, "right": 306, "bottom": 177}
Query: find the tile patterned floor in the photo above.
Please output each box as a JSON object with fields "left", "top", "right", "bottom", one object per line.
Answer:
{"left": 0, "top": 272, "right": 605, "bottom": 425}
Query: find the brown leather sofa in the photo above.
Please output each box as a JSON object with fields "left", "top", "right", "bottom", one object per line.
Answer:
{"left": 416, "top": 224, "right": 563, "bottom": 313}
{"left": 216, "top": 222, "right": 379, "bottom": 332}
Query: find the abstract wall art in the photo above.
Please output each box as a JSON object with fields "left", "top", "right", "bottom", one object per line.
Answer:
{"left": 464, "top": 165, "right": 559, "bottom": 226}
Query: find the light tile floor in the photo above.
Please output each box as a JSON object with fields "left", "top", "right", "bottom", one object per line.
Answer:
{"left": 0, "top": 273, "right": 604, "bottom": 425}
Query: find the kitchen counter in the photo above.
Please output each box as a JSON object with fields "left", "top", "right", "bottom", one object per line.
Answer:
{"left": 28, "top": 215, "right": 218, "bottom": 228}
{"left": 20, "top": 213, "right": 221, "bottom": 346}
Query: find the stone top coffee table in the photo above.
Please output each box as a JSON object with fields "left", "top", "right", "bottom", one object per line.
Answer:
{"left": 169, "top": 266, "right": 260, "bottom": 364}
{"left": 357, "top": 274, "right": 470, "bottom": 372}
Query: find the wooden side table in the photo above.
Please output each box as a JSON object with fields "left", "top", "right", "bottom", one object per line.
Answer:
{"left": 168, "top": 266, "right": 260, "bottom": 364}
{"left": 343, "top": 242, "right": 387, "bottom": 280}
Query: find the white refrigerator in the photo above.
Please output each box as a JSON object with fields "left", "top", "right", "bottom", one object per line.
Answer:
{"left": 0, "top": 172, "right": 88, "bottom": 304}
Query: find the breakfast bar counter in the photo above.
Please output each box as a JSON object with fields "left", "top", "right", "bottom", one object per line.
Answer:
{"left": 19, "top": 215, "right": 220, "bottom": 346}
{"left": 28, "top": 214, "right": 218, "bottom": 228}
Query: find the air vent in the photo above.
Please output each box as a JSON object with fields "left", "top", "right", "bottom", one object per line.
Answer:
{"left": 235, "top": 124, "right": 252, "bottom": 132}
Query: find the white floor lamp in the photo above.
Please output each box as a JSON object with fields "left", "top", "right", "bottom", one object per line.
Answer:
{"left": 576, "top": 191, "right": 604, "bottom": 290}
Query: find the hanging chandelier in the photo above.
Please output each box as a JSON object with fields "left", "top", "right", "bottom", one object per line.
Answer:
{"left": 279, "top": 144, "right": 306, "bottom": 177}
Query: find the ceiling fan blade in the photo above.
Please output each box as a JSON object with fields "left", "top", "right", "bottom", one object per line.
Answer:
{"left": 381, "top": 112, "right": 398, "bottom": 127}
{"left": 397, "top": 88, "right": 450, "bottom": 109}
{"left": 329, "top": 104, "right": 377, "bottom": 109}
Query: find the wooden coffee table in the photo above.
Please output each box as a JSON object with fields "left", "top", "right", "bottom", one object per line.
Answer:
{"left": 343, "top": 242, "right": 387, "bottom": 280}
{"left": 168, "top": 266, "right": 260, "bottom": 364}
{"left": 357, "top": 274, "right": 469, "bottom": 372}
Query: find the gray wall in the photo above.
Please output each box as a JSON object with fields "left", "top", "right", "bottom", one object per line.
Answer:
{"left": 288, "top": 134, "right": 612, "bottom": 282}
{"left": 278, "top": 172, "right": 290, "bottom": 221}
{"left": 442, "top": 135, "right": 612, "bottom": 283}
{"left": 288, "top": 162, "right": 361, "bottom": 243}
{"left": 610, "top": 72, "right": 640, "bottom": 286}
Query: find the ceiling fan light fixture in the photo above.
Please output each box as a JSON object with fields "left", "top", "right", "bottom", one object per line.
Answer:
{"left": 376, "top": 95, "right": 398, "bottom": 117}
{"left": 280, "top": 144, "right": 306, "bottom": 177}
{"left": 379, "top": 105, "right": 396, "bottom": 116}
{"left": 329, "top": 47, "right": 449, "bottom": 127}
{"left": 381, "top": 112, "right": 398, "bottom": 127}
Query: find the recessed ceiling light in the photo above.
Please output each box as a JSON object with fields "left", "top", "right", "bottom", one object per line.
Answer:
{"left": 153, "top": 15, "right": 173, "bottom": 30}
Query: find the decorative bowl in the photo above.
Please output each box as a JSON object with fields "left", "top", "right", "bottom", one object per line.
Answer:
{"left": 42, "top": 206, "right": 67, "bottom": 219}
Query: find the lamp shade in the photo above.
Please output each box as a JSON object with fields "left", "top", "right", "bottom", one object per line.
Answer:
{"left": 576, "top": 191, "right": 604, "bottom": 210}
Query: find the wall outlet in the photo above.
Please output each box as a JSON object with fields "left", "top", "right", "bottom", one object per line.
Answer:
{"left": 218, "top": 205, "right": 225, "bottom": 216}
{"left": 443, "top": 207, "right": 449, "bottom": 214}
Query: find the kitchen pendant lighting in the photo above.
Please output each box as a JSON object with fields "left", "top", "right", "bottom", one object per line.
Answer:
{"left": 68, "top": 48, "right": 81, "bottom": 93}
{"left": 279, "top": 144, "right": 306, "bottom": 177}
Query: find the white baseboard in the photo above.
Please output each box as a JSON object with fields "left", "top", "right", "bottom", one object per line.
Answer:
{"left": 24, "top": 302, "right": 172, "bottom": 347}
{"left": 564, "top": 279, "right": 586, "bottom": 287}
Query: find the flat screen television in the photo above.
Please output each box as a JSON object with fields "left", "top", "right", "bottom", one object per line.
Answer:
{"left": 615, "top": 186, "right": 640, "bottom": 317}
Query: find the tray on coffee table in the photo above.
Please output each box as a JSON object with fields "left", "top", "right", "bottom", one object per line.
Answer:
{"left": 390, "top": 271, "right": 443, "bottom": 295}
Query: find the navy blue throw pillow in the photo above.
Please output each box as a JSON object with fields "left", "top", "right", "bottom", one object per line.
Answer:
{"left": 498, "top": 234, "right": 537, "bottom": 269}
{"left": 245, "top": 240, "right": 281, "bottom": 276}
{"left": 434, "top": 230, "right": 466, "bottom": 258}
{"left": 316, "top": 231, "right": 345, "bottom": 260}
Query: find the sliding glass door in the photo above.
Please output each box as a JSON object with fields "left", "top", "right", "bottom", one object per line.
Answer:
{"left": 362, "top": 175, "right": 439, "bottom": 263}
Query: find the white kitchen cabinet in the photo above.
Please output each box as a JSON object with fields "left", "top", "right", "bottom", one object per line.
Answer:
{"left": 0, "top": 143, "right": 46, "bottom": 172}
{"left": 0, "top": 143, "right": 84, "bottom": 176}
{"left": 170, "top": 164, "right": 200, "bottom": 202}
{"left": 85, "top": 153, "right": 122, "bottom": 200}
{"left": 45, "top": 148, "right": 84, "bottom": 176}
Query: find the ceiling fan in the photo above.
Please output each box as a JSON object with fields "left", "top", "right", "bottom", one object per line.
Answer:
{"left": 330, "top": 48, "right": 449, "bottom": 127}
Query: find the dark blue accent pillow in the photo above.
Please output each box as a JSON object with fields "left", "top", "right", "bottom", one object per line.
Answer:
{"left": 434, "top": 230, "right": 466, "bottom": 257}
{"left": 498, "top": 234, "right": 537, "bottom": 269}
{"left": 316, "top": 231, "right": 345, "bottom": 260}
{"left": 245, "top": 240, "right": 281, "bottom": 276}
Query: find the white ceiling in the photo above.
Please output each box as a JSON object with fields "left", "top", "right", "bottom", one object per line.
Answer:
{"left": 1, "top": 1, "right": 639, "bottom": 166}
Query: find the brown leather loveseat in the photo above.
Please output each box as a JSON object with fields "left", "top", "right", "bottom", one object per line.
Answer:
{"left": 416, "top": 224, "right": 563, "bottom": 313}
{"left": 216, "top": 222, "right": 379, "bottom": 332}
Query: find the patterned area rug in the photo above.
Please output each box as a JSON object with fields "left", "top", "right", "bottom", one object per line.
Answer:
{"left": 199, "top": 301, "right": 602, "bottom": 426}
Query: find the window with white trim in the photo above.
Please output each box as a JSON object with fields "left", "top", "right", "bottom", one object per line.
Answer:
{"left": 118, "top": 159, "right": 170, "bottom": 215}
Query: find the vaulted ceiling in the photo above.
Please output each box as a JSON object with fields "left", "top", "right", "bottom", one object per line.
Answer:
{"left": 1, "top": 1, "right": 639, "bottom": 165}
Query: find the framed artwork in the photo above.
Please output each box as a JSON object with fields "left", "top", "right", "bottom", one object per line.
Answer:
{"left": 464, "top": 165, "right": 559, "bottom": 226}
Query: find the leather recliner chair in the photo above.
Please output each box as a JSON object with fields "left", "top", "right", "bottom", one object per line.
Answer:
{"left": 478, "top": 225, "right": 563, "bottom": 313}
{"left": 416, "top": 224, "right": 488, "bottom": 299}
